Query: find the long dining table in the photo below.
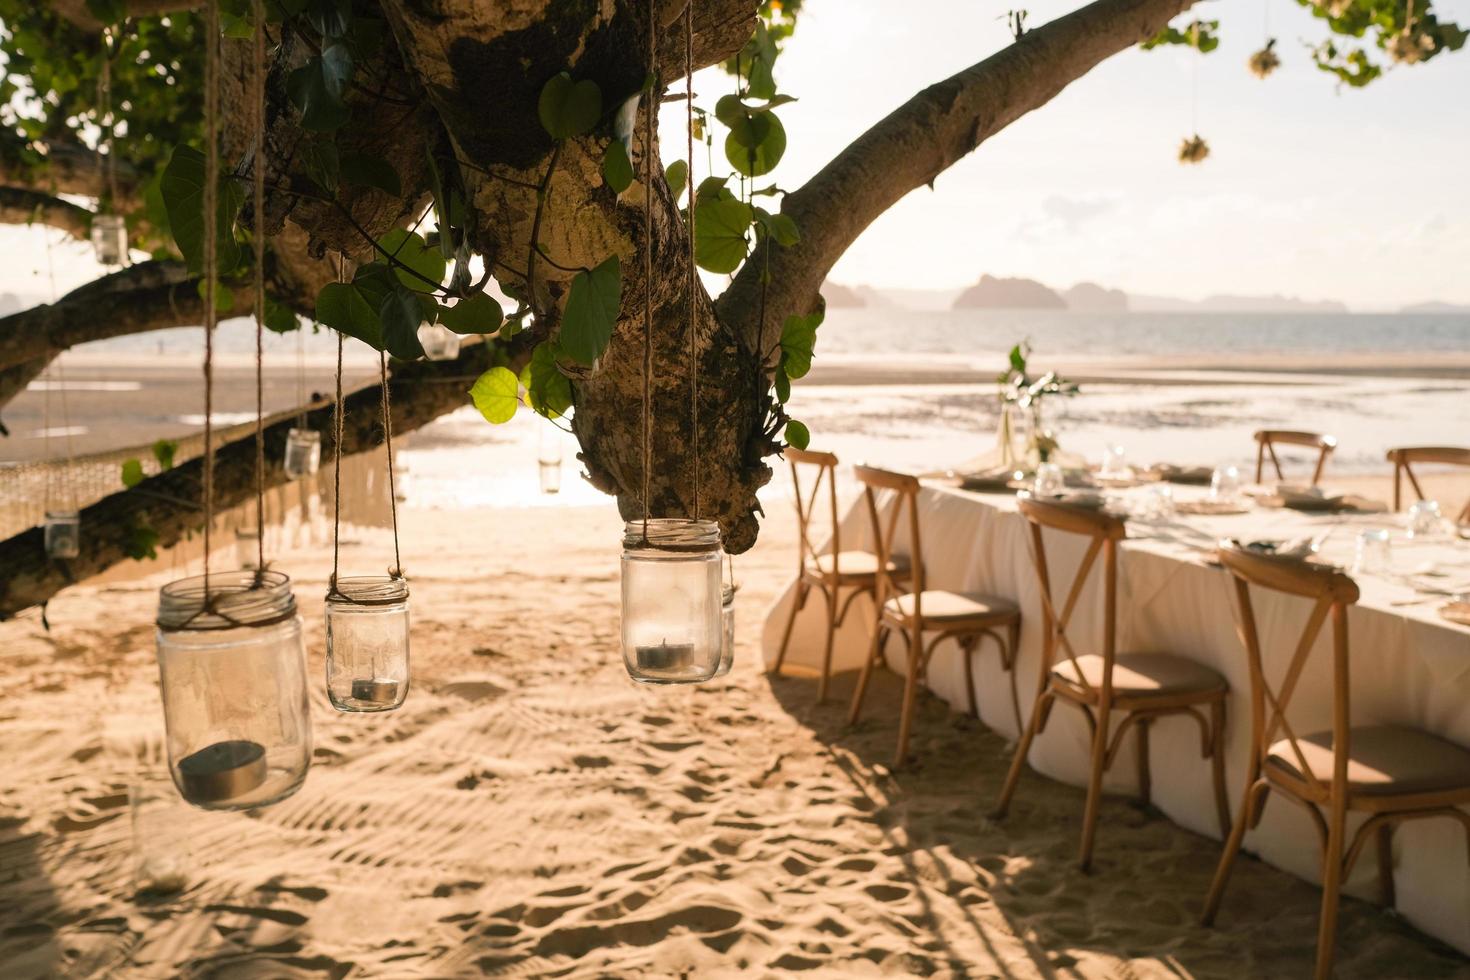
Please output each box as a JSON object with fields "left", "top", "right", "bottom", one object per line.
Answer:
{"left": 760, "top": 476, "right": 1470, "bottom": 954}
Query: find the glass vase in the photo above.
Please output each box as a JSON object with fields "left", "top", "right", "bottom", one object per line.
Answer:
{"left": 44, "top": 509, "right": 81, "bottom": 559}
{"left": 154, "top": 570, "right": 311, "bottom": 811}
{"left": 417, "top": 322, "right": 461, "bottom": 361}
{"left": 325, "top": 576, "right": 410, "bottom": 712}
{"left": 284, "top": 427, "right": 321, "bottom": 479}
{"left": 621, "top": 519, "right": 723, "bottom": 685}
{"left": 91, "top": 214, "right": 128, "bottom": 266}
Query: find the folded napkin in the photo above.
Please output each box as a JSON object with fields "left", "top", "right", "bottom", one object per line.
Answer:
{"left": 1226, "top": 536, "right": 1318, "bottom": 559}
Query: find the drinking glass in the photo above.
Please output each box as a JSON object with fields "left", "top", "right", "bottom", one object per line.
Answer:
{"left": 1353, "top": 529, "right": 1392, "bottom": 576}
{"left": 1144, "top": 484, "right": 1175, "bottom": 520}
{"left": 1408, "top": 500, "right": 1442, "bottom": 538}
{"left": 1100, "top": 444, "right": 1128, "bottom": 479}
{"left": 1210, "top": 465, "right": 1241, "bottom": 504}
{"left": 1033, "top": 462, "right": 1064, "bottom": 498}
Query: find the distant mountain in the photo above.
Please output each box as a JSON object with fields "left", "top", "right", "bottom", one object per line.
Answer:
{"left": 953, "top": 275, "right": 1066, "bottom": 310}
{"left": 1400, "top": 301, "right": 1470, "bottom": 313}
{"left": 822, "top": 280, "right": 865, "bottom": 308}
{"left": 1063, "top": 281, "right": 1128, "bottom": 312}
{"left": 852, "top": 285, "right": 896, "bottom": 308}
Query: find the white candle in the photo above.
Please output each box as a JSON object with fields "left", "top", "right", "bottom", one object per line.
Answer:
{"left": 177, "top": 739, "right": 267, "bottom": 804}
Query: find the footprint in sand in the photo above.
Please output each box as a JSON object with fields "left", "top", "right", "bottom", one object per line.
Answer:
{"left": 438, "top": 679, "right": 506, "bottom": 702}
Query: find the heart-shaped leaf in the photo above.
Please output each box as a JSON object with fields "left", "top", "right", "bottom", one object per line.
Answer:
{"left": 377, "top": 228, "right": 446, "bottom": 293}
{"left": 340, "top": 152, "right": 401, "bottom": 196}
{"left": 469, "top": 366, "right": 521, "bottom": 424}
{"left": 439, "top": 292, "right": 504, "bottom": 335}
{"left": 560, "top": 255, "right": 621, "bottom": 366}
{"left": 538, "top": 72, "right": 602, "bottom": 140}
{"left": 780, "top": 310, "right": 822, "bottom": 379}
{"left": 784, "top": 419, "right": 810, "bottom": 450}
{"left": 121, "top": 458, "right": 145, "bottom": 488}
{"left": 287, "top": 43, "right": 353, "bottom": 132}
{"left": 378, "top": 285, "right": 427, "bottom": 360}
{"left": 160, "top": 144, "right": 245, "bottom": 275}
{"left": 602, "top": 140, "right": 634, "bottom": 193}
{"left": 665, "top": 159, "right": 689, "bottom": 201}
{"left": 520, "top": 342, "right": 574, "bottom": 418}
{"left": 694, "top": 195, "right": 752, "bottom": 273}
{"left": 726, "top": 112, "right": 786, "bottom": 177}
{"left": 315, "top": 281, "right": 382, "bottom": 350}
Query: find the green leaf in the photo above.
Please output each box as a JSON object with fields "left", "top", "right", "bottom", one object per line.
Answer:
{"left": 537, "top": 72, "right": 602, "bottom": 140}
{"left": 316, "top": 281, "right": 382, "bottom": 349}
{"left": 425, "top": 149, "right": 453, "bottom": 260}
{"left": 602, "top": 139, "right": 634, "bottom": 194}
{"left": 339, "top": 151, "right": 401, "bottom": 196}
{"left": 560, "top": 256, "right": 621, "bottom": 366}
{"left": 299, "top": 138, "right": 339, "bottom": 194}
{"left": 784, "top": 419, "right": 810, "bottom": 450}
{"left": 124, "top": 517, "right": 160, "bottom": 562}
{"left": 263, "top": 295, "right": 300, "bottom": 334}
{"left": 287, "top": 43, "right": 353, "bottom": 132}
{"left": 378, "top": 285, "right": 427, "bottom": 360}
{"left": 726, "top": 112, "right": 786, "bottom": 177}
{"left": 754, "top": 206, "right": 799, "bottom": 246}
{"left": 780, "top": 310, "right": 822, "bottom": 379}
{"left": 469, "top": 366, "right": 520, "bottom": 424}
{"left": 160, "top": 145, "right": 245, "bottom": 275}
{"left": 121, "top": 458, "right": 145, "bottom": 488}
{"left": 439, "top": 292, "right": 504, "bottom": 335}
{"left": 306, "top": 0, "right": 351, "bottom": 37}
{"left": 377, "top": 228, "right": 446, "bottom": 292}
{"left": 521, "top": 342, "right": 574, "bottom": 418}
{"left": 694, "top": 195, "right": 753, "bottom": 273}
{"left": 151, "top": 439, "right": 177, "bottom": 470}
{"left": 665, "top": 159, "right": 689, "bottom": 201}
{"left": 774, "top": 366, "right": 791, "bottom": 404}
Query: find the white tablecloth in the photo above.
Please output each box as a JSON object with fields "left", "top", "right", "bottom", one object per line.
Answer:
{"left": 762, "top": 480, "right": 1470, "bottom": 952}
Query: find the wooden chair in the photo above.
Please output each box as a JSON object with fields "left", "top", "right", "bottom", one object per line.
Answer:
{"left": 1202, "top": 545, "right": 1470, "bottom": 980}
{"left": 993, "top": 495, "right": 1230, "bottom": 872}
{"left": 1387, "top": 446, "right": 1470, "bottom": 524}
{"left": 846, "top": 465, "right": 1021, "bottom": 768}
{"left": 1254, "top": 430, "right": 1337, "bottom": 486}
{"left": 771, "top": 448, "right": 909, "bottom": 702}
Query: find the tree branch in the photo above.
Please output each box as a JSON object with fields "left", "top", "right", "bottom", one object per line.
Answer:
{"left": 0, "top": 187, "right": 95, "bottom": 240}
{"left": 0, "top": 133, "right": 140, "bottom": 203}
{"left": 0, "top": 342, "right": 500, "bottom": 619}
{"left": 47, "top": 0, "right": 199, "bottom": 32}
{"left": 717, "top": 0, "right": 1197, "bottom": 351}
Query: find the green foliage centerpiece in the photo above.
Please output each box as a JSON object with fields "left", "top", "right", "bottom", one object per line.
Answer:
{"left": 997, "top": 341, "right": 1079, "bottom": 469}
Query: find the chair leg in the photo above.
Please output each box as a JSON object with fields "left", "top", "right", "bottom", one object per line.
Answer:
{"left": 962, "top": 636, "right": 979, "bottom": 719}
{"left": 1314, "top": 798, "right": 1349, "bottom": 980}
{"left": 1005, "top": 618, "right": 1023, "bottom": 738}
{"left": 1376, "top": 822, "right": 1396, "bottom": 908}
{"left": 1210, "top": 699, "right": 1231, "bottom": 839}
{"left": 816, "top": 585, "right": 839, "bottom": 703}
{"left": 847, "top": 624, "right": 886, "bottom": 726}
{"left": 1135, "top": 717, "right": 1152, "bottom": 808}
{"left": 1078, "top": 698, "right": 1112, "bottom": 873}
{"left": 771, "top": 581, "right": 809, "bottom": 676}
{"left": 1201, "top": 776, "right": 1263, "bottom": 926}
{"left": 893, "top": 627, "right": 925, "bottom": 768}
{"left": 993, "top": 688, "right": 1051, "bottom": 820}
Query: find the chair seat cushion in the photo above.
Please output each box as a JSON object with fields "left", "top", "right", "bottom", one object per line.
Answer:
{"left": 883, "top": 590, "right": 1018, "bottom": 622}
{"left": 1052, "top": 652, "right": 1225, "bottom": 697}
{"left": 1266, "top": 725, "right": 1470, "bottom": 797}
{"left": 810, "top": 551, "right": 909, "bottom": 579}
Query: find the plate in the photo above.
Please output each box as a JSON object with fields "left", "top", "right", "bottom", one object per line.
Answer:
{"left": 1177, "top": 499, "right": 1250, "bottom": 516}
{"left": 1441, "top": 602, "right": 1470, "bottom": 627}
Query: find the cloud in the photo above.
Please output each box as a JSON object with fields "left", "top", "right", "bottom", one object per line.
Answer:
{"left": 1041, "top": 193, "right": 1120, "bottom": 229}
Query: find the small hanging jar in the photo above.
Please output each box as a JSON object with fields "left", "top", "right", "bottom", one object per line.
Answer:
{"left": 538, "top": 426, "right": 562, "bottom": 495}
{"left": 324, "top": 576, "right": 410, "bottom": 712}
{"left": 417, "top": 322, "right": 461, "bottom": 361}
{"left": 235, "top": 528, "right": 261, "bottom": 570}
{"left": 91, "top": 214, "right": 128, "bottom": 266}
{"left": 621, "top": 519, "right": 724, "bottom": 684}
{"left": 284, "top": 427, "right": 321, "bottom": 479}
{"left": 713, "top": 581, "right": 736, "bottom": 678}
{"left": 44, "top": 509, "right": 81, "bottom": 559}
{"left": 154, "top": 570, "right": 311, "bottom": 810}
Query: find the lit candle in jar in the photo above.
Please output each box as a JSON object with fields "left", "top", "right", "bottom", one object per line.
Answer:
{"left": 177, "top": 739, "right": 267, "bottom": 804}
{"left": 351, "top": 677, "right": 400, "bottom": 703}
{"left": 635, "top": 642, "right": 695, "bottom": 672}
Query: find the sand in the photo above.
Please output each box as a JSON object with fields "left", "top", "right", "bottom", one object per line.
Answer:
{"left": 3, "top": 482, "right": 1469, "bottom": 978}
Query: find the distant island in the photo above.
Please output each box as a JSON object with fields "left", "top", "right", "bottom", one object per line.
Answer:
{"left": 948, "top": 274, "right": 1348, "bottom": 314}
{"left": 953, "top": 275, "right": 1066, "bottom": 310}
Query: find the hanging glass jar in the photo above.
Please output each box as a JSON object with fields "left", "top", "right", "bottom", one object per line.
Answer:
{"left": 324, "top": 576, "right": 410, "bottom": 712}
{"left": 284, "top": 427, "right": 321, "bottom": 479}
{"left": 714, "top": 581, "right": 735, "bottom": 678}
{"left": 154, "top": 570, "right": 311, "bottom": 810}
{"left": 235, "top": 528, "right": 261, "bottom": 570}
{"left": 621, "top": 519, "right": 723, "bottom": 684}
{"left": 44, "top": 509, "right": 81, "bottom": 559}
{"left": 417, "top": 322, "right": 461, "bottom": 361}
{"left": 91, "top": 214, "right": 128, "bottom": 266}
{"left": 538, "top": 426, "right": 562, "bottom": 495}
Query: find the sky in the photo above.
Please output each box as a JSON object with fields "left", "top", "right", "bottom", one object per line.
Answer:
{"left": 5, "top": 0, "right": 1468, "bottom": 311}
{"left": 670, "top": 0, "right": 1470, "bottom": 309}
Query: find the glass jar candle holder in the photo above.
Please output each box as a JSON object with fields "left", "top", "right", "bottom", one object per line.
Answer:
{"left": 1408, "top": 500, "right": 1442, "bottom": 538}
{"left": 235, "top": 528, "right": 261, "bottom": 570}
{"left": 621, "top": 519, "right": 723, "bottom": 685}
{"left": 155, "top": 570, "right": 311, "bottom": 811}
{"left": 417, "top": 322, "right": 461, "bottom": 361}
{"left": 325, "top": 576, "right": 410, "bottom": 712}
{"left": 538, "top": 426, "right": 563, "bottom": 495}
{"left": 1210, "top": 465, "right": 1242, "bottom": 503}
{"left": 91, "top": 213, "right": 129, "bottom": 266}
{"left": 714, "top": 583, "right": 735, "bottom": 678}
{"left": 284, "top": 427, "right": 322, "bottom": 479}
{"left": 44, "top": 509, "right": 81, "bottom": 559}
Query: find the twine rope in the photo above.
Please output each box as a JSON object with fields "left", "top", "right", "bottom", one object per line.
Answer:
{"left": 641, "top": 0, "right": 655, "bottom": 540}
{"left": 379, "top": 350, "right": 403, "bottom": 578}
{"left": 251, "top": 0, "right": 266, "bottom": 572}
{"left": 330, "top": 258, "right": 345, "bottom": 592}
{"left": 686, "top": 1, "right": 700, "bottom": 520}
{"left": 202, "top": 0, "right": 220, "bottom": 591}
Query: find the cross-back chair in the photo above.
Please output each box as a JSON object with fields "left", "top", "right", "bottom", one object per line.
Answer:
{"left": 1254, "top": 430, "right": 1337, "bottom": 486}
{"left": 846, "top": 465, "right": 1021, "bottom": 768}
{"left": 1202, "top": 545, "right": 1470, "bottom": 980}
{"left": 771, "top": 448, "right": 910, "bottom": 701}
{"left": 993, "top": 495, "right": 1230, "bottom": 872}
{"left": 1386, "top": 446, "right": 1470, "bottom": 524}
